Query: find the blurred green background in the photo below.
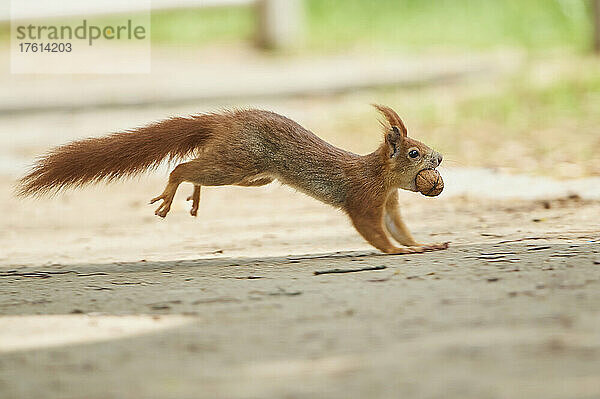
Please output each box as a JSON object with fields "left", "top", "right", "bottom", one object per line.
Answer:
{"left": 148, "top": 0, "right": 594, "bottom": 51}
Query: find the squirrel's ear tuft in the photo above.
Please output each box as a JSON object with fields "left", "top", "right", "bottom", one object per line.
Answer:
{"left": 372, "top": 104, "right": 407, "bottom": 138}
{"left": 386, "top": 126, "right": 403, "bottom": 158}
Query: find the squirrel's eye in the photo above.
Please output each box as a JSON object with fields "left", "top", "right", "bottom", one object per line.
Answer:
{"left": 408, "top": 149, "right": 420, "bottom": 159}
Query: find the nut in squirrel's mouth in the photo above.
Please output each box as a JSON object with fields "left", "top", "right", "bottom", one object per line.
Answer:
{"left": 415, "top": 169, "right": 444, "bottom": 197}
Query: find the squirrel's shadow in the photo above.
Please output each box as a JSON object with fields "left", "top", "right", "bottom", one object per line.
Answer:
{"left": 7, "top": 250, "right": 393, "bottom": 276}
{"left": 7, "top": 240, "right": 597, "bottom": 277}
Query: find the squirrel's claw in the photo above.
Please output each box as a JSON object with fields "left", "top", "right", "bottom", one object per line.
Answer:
{"left": 187, "top": 195, "right": 199, "bottom": 217}
{"left": 186, "top": 185, "right": 201, "bottom": 217}
{"left": 416, "top": 242, "right": 450, "bottom": 252}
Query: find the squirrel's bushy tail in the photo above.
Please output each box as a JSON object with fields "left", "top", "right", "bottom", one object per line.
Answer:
{"left": 17, "top": 114, "right": 217, "bottom": 197}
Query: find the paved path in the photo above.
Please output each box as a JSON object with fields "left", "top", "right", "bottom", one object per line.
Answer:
{"left": 1, "top": 238, "right": 599, "bottom": 399}
{"left": 1, "top": 46, "right": 521, "bottom": 113}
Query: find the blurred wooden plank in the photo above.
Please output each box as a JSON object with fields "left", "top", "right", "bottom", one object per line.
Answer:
{"left": 256, "top": 0, "right": 303, "bottom": 49}
{"left": 0, "top": 52, "right": 523, "bottom": 114}
{"left": 153, "top": 0, "right": 254, "bottom": 9}
{"left": 4, "top": 0, "right": 255, "bottom": 21}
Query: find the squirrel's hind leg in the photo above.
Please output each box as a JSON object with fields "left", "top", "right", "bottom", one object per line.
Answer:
{"left": 150, "top": 181, "right": 179, "bottom": 218}
{"left": 150, "top": 162, "right": 196, "bottom": 218}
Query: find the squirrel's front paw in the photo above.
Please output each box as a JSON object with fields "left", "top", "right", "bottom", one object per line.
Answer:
{"left": 416, "top": 242, "right": 450, "bottom": 252}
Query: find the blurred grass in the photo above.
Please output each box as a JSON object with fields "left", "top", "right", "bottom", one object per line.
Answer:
{"left": 442, "top": 70, "right": 600, "bottom": 176}
{"left": 150, "top": 6, "right": 254, "bottom": 46}
{"left": 148, "top": 0, "right": 593, "bottom": 51}
{"left": 305, "top": 0, "right": 592, "bottom": 51}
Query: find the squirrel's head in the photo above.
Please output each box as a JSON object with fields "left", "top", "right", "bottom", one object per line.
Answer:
{"left": 373, "top": 104, "right": 443, "bottom": 192}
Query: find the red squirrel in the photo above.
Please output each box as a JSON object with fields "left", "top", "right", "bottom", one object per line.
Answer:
{"left": 17, "top": 105, "right": 448, "bottom": 254}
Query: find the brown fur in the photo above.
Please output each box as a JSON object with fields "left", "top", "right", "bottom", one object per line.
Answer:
{"left": 17, "top": 105, "right": 448, "bottom": 254}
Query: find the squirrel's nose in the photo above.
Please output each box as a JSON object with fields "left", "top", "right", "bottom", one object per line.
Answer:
{"left": 437, "top": 154, "right": 443, "bottom": 166}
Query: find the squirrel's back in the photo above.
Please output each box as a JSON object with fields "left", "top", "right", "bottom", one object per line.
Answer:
{"left": 222, "top": 109, "right": 358, "bottom": 206}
